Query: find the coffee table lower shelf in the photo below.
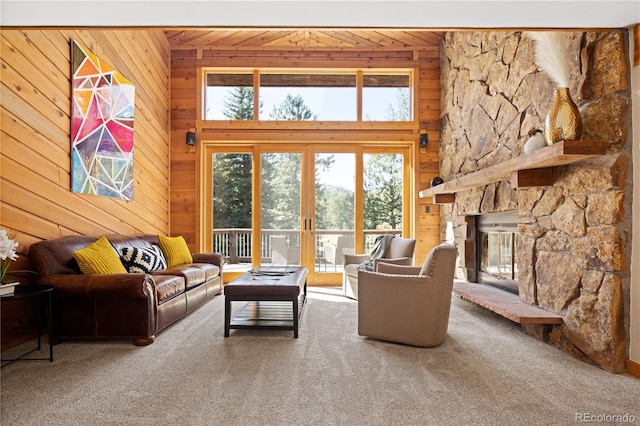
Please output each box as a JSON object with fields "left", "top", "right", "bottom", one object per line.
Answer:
{"left": 225, "top": 295, "right": 306, "bottom": 338}
{"left": 229, "top": 300, "right": 301, "bottom": 328}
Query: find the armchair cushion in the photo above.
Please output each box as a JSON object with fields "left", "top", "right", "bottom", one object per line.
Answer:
{"left": 376, "top": 262, "right": 422, "bottom": 275}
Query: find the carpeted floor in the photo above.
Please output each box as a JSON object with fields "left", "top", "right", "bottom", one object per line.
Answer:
{"left": 1, "top": 287, "right": 639, "bottom": 425}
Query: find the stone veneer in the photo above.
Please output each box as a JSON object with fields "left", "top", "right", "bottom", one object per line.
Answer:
{"left": 439, "top": 30, "right": 632, "bottom": 373}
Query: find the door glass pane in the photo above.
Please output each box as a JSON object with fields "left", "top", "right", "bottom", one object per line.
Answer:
{"left": 314, "top": 153, "right": 355, "bottom": 272}
{"left": 212, "top": 153, "right": 253, "bottom": 270}
{"left": 363, "top": 153, "right": 403, "bottom": 251}
{"left": 261, "top": 152, "right": 301, "bottom": 265}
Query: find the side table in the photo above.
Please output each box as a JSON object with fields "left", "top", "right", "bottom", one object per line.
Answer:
{"left": 1, "top": 285, "right": 54, "bottom": 366}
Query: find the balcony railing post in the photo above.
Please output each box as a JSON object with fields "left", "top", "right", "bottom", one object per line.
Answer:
{"left": 229, "top": 229, "right": 238, "bottom": 264}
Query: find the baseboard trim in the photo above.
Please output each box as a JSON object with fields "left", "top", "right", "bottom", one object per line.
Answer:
{"left": 627, "top": 359, "right": 640, "bottom": 379}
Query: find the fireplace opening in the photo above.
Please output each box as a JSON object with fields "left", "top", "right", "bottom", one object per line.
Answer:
{"left": 476, "top": 212, "right": 519, "bottom": 295}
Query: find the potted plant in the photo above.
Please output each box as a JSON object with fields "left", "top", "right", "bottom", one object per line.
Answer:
{"left": 0, "top": 229, "right": 19, "bottom": 296}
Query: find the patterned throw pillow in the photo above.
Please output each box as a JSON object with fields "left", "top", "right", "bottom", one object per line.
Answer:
{"left": 74, "top": 236, "right": 128, "bottom": 275}
{"left": 158, "top": 235, "right": 193, "bottom": 268}
{"left": 120, "top": 245, "right": 167, "bottom": 273}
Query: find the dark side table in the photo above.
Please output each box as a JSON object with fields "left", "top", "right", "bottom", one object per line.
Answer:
{"left": 1, "top": 285, "right": 54, "bottom": 366}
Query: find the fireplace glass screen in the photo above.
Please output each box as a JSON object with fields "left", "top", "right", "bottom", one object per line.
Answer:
{"left": 477, "top": 212, "right": 518, "bottom": 294}
{"left": 480, "top": 231, "right": 518, "bottom": 280}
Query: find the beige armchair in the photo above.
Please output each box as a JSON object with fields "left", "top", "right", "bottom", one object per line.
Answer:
{"left": 357, "top": 243, "right": 458, "bottom": 347}
{"left": 343, "top": 237, "right": 416, "bottom": 299}
{"left": 270, "top": 235, "right": 300, "bottom": 265}
{"left": 324, "top": 235, "right": 354, "bottom": 271}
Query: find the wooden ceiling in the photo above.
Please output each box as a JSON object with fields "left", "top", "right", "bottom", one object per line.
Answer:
{"left": 164, "top": 28, "right": 445, "bottom": 49}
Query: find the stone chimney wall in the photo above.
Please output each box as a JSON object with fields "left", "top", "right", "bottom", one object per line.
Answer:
{"left": 439, "top": 30, "right": 632, "bottom": 373}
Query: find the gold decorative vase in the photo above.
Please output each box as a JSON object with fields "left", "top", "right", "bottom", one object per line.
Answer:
{"left": 544, "top": 87, "right": 582, "bottom": 145}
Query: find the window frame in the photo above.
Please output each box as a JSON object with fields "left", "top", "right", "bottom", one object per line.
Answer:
{"left": 202, "top": 68, "right": 414, "bottom": 123}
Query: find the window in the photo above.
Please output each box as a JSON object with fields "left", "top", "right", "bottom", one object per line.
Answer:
{"left": 204, "top": 69, "right": 411, "bottom": 122}
{"left": 261, "top": 73, "right": 356, "bottom": 121}
{"left": 205, "top": 73, "right": 254, "bottom": 120}
{"left": 362, "top": 74, "right": 410, "bottom": 121}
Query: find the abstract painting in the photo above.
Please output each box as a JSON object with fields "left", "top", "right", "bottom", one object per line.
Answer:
{"left": 71, "top": 40, "right": 135, "bottom": 200}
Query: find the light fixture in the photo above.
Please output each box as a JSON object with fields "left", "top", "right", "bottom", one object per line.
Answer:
{"left": 186, "top": 131, "right": 196, "bottom": 146}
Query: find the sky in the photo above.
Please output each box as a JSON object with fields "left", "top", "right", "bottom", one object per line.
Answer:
{"left": 316, "top": 153, "right": 355, "bottom": 191}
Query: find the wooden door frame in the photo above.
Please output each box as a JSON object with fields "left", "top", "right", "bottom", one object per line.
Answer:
{"left": 200, "top": 140, "right": 415, "bottom": 284}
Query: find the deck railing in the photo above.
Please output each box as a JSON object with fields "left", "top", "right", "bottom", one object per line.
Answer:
{"left": 212, "top": 228, "right": 401, "bottom": 264}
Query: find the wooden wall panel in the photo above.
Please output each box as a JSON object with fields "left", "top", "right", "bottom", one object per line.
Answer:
{"left": 415, "top": 53, "right": 442, "bottom": 263}
{"left": 0, "top": 29, "right": 171, "bottom": 257}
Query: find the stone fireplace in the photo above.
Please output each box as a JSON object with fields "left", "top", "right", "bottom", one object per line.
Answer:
{"left": 438, "top": 30, "right": 632, "bottom": 373}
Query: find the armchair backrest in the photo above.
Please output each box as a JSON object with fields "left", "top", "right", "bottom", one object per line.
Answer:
{"left": 336, "top": 235, "right": 354, "bottom": 260}
{"left": 419, "top": 243, "right": 458, "bottom": 279}
{"left": 385, "top": 237, "right": 416, "bottom": 259}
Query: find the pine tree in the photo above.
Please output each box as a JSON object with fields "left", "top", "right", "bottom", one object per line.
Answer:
{"left": 385, "top": 88, "right": 410, "bottom": 121}
{"left": 364, "top": 154, "right": 403, "bottom": 230}
{"left": 269, "top": 94, "right": 318, "bottom": 120}
{"left": 222, "top": 87, "right": 255, "bottom": 120}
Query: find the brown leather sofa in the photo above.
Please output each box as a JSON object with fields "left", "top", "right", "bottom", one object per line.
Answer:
{"left": 28, "top": 234, "right": 224, "bottom": 345}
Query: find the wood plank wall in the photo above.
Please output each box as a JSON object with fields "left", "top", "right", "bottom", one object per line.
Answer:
{"left": 170, "top": 46, "right": 442, "bottom": 262}
{"left": 635, "top": 24, "right": 639, "bottom": 67}
{"left": 416, "top": 49, "right": 444, "bottom": 263}
{"left": 0, "top": 29, "right": 171, "bottom": 350}
{"left": 1, "top": 29, "right": 171, "bottom": 254}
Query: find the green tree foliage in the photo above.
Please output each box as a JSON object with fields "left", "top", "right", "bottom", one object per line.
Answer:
{"left": 260, "top": 153, "right": 301, "bottom": 230}
{"left": 214, "top": 91, "right": 403, "bottom": 249}
{"left": 314, "top": 154, "right": 355, "bottom": 231}
{"left": 222, "top": 87, "right": 255, "bottom": 120}
{"left": 318, "top": 186, "right": 354, "bottom": 230}
{"left": 213, "top": 153, "right": 252, "bottom": 229}
{"left": 385, "top": 88, "right": 410, "bottom": 121}
{"left": 364, "top": 154, "right": 403, "bottom": 230}
{"left": 260, "top": 95, "right": 318, "bottom": 229}
{"left": 269, "top": 94, "right": 318, "bottom": 120}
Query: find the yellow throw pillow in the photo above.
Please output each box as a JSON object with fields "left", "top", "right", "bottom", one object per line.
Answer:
{"left": 74, "top": 236, "right": 128, "bottom": 274}
{"left": 158, "top": 235, "right": 193, "bottom": 268}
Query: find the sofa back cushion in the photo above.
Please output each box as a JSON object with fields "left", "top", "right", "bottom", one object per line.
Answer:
{"left": 29, "top": 235, "right": 100, "bottom": 278}
{"left": 29, "top": 234, "right": 160, "bottom": 279}
{"left": 107, "top": 234, "right": 159, "bottom": 254}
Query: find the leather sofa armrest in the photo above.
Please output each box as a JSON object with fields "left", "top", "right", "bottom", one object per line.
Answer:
{"left": 344, "top": 253, "right": 369, "bottom": 266}
{"left": 40, "top": 273, "right": 155, "bottom": 298}
{"left": 191, "top": 253, "right": 225, "bottom": 268}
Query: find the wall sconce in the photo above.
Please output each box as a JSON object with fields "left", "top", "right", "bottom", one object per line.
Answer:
{"left": 186, "top": 131, "right": 196, "bottom": 146}
{"left": 419, "top": 133, "right": 428, "bottom": 147}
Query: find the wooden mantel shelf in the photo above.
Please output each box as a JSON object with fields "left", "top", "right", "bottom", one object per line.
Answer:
{"left": 419, "top": 140, "right": 606, "bottom": 203}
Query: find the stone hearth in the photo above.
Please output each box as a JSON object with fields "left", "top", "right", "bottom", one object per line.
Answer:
{"left": 438, "top": 30, "right": 632, "bottom": 372}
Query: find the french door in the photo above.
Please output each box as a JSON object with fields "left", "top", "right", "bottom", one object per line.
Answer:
{"left": 202, "top": 142, "right": 411, "bottom": 285}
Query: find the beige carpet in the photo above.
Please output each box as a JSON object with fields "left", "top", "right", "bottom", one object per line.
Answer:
{"left": 1, "top": 287, "right": 639, "bottom": 425}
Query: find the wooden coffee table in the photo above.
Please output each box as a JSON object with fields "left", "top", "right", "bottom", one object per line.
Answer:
{"left": 224, "top": 266, "right": 308, "bottom": 338}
